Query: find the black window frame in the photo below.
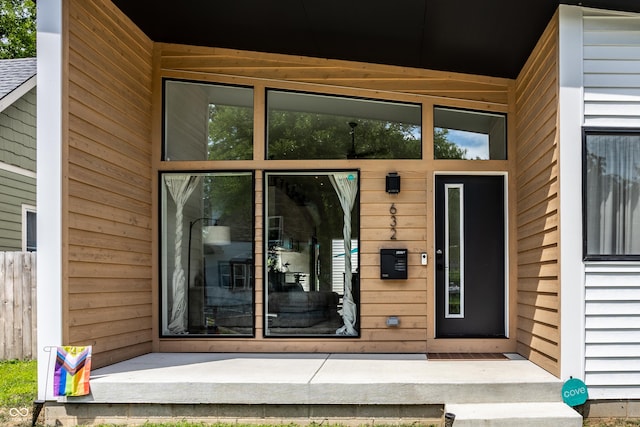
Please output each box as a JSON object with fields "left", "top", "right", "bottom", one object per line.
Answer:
{"left": 433, "top": 105, "right": 508, "bottom": 160}
{"left": 262, "top": 169, "right": 362, "bottom": 338}
{"left": 161, "top": 78, "right": 255, "bottom": 162}
{"left": 158, "top": 169, "right": 257, "bottom": 338}
{"left": 265, "top": 88, "right": 423, "bottom": 161}
{"left": 582, "top": 127, "right": 640, "bottom": 261}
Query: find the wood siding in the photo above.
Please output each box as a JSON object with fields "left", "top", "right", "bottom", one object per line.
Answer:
{"left": 158, "top": 44, "right": 511, "bottom": 105}
{"left": 582, "top": 10, "right": 640, "bottom": 399}
{"left": 66, "top": 0, "right": 154, "bottom": 368}
{"left": 0, "top": 88, "right": 36, "bottom": 251}
{"left": 514, "top": 13, "right": 561, "bottom": 376}
{"left": 583, "top": 12, "right": 640, "bottom": 127}
{"left": 155, "top": 44, "right": 514, "bottom": 353}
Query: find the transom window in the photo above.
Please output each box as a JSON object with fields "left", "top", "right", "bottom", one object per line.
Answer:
{"left": 434, "top": 107, "right": 507, "bottom": 160}
{"left": 163, "top": 79, "right": 253, "bottom": 161}
{"left": 267, "top": 90, "right": 421, "bottom": 160}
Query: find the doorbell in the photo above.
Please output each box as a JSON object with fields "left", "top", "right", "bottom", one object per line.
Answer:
{"left": 421, "top": 252, "right": 427, "bottom": 265}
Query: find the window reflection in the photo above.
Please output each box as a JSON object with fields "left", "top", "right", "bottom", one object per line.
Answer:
{"left": 164, "top": 80, "right": 253, "bottom": 161}
{"left": 434, "top": 107, "right": 506, "bottom": 160}
{"left": 267, "top": 90, "right": 421, "bottom": 160}
{"left": 265, "top": 172, "right": 360, "bottom": 336}
{"left": 445, "top": 184, "right": 463, "bottom": 317}
{"left": 161, "top": 172, "right": 254, "bottom": 336}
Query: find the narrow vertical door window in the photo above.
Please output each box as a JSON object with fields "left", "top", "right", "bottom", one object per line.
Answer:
{"left": 445, "top": 184, "right": 464, "bottom": 318}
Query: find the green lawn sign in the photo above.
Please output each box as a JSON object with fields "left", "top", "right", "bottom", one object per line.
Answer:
{"left": 562, "top": 377, "right": 588, "bottom": 406}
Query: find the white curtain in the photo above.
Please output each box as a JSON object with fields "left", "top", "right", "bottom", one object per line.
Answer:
{"left": 330, "top": 172, "right": 358, "bottom": 336}
{"left": 165, "top": 174, "right": 201, "bottom": 333}
{"left": 587, "top": 134, "right": 640, "bottom": 255}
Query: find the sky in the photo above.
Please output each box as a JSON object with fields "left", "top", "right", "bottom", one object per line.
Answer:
{"left": 448, "top": 129, "right": 489, "bottom": 160}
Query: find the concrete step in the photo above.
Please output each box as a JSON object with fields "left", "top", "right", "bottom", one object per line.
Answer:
{"left": 444, "top": 402, "right": 582, "bottom": 427}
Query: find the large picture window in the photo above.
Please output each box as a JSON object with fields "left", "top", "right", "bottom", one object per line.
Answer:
{"left": 584, "top": 130, "right": 640, "bottom": 260}
{"left": 161, "top": 172, "right": 254, "bottom": 336}
{"left": 265, "top": 171, "right": 360, "bottom": 336}
{"left": 164, "top": 80, "right": 253, "bottom": 161}
{"left": 267, "top": 90, "right": 421, "bottom": 160}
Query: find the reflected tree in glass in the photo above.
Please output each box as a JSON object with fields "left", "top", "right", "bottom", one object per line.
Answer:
{"left": 267, "top": 112, "right": 421, "bottom": 160}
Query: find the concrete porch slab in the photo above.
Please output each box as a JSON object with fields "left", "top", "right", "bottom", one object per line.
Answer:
{"left": 61, "top": 353, "right": 565, "bottom": 406}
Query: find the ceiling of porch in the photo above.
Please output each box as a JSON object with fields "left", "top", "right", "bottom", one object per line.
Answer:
{"left": 111, "top": 0, "right": 640, "bottom": 80}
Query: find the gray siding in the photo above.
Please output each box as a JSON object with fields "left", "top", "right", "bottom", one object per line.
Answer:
{"left": 0, "top": 88, "right": 36, "bottom": 171}
{"left": 0, "top": 170, "right": 35, "bottom": 251}
{"left": 0, "top": 87, "right": 36, "bottom": 251}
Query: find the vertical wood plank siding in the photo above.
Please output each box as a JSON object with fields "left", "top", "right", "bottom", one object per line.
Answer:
{"left": 67, "top": 0, "right": 154, "bottom": 367}
{"left": 0, "top": 252, "right": 37, "bottom": 360}
{"left": 514, "top": 13, "right": 561, "bottom": 376}
{"left": 155, "top": 44, "right": 511, "bottom": 353}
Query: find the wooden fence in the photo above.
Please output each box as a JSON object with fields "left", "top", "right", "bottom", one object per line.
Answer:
{"left": 0, "top": 252, "right": 37, "bottom": 360}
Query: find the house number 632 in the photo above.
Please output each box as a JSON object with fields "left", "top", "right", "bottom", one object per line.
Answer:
{"left": 390, "top": 203, "right": 397, "bottom": 240}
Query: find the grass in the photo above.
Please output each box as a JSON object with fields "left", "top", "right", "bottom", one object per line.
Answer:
{"left": 0, "top": 359, "right": 37, "bottom": 426}
{"left": 0, "top": 359, "right": 37, "bottom": 408}
{"left": 0, "top": 359, "right": 638, "bottom": 426}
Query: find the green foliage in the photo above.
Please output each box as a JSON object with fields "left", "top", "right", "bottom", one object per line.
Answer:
{"left": 266, "top": 112, "right": 421, "bottom": 160}
{"left": 0, "top": 0, "right": 36, "bottom": 59}
{"left": 204, "top": 173, "right": 254, "bottom": 241}
{"left": 208, "top": 105, "right": 254, "bottom": 160}
{"left": 434, "top": 128, "right": 467, "bottom": 159}
{"left": 207, "top": 95, "right": 468, "bottom": 161}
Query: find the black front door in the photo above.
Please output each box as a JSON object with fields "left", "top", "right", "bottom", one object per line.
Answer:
{"left": 435, "top": 175, "right": 505, "bottom": 338}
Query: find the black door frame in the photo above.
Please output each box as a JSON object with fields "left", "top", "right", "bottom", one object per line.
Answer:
{"left": 433, "top": 172, "right": 509, "bottom": 339}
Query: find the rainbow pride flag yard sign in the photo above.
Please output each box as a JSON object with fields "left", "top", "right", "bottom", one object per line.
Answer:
{"left": 53, "top": 346, "right": 92, "bottom": 396}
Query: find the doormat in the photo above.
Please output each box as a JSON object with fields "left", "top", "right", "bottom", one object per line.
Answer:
{"left": 427, "top": 353, "right": 508, "bottom": 360}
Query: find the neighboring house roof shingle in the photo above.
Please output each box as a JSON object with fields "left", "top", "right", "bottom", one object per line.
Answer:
{"left": 0, "top": 57, "right": 37, "bottom": 101}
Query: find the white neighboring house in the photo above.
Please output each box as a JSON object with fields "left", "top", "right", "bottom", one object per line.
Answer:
{"left": 559, "top": 7, "right": 640, "bottom": 400}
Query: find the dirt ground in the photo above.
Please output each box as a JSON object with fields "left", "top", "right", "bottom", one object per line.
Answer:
{"left": 583, "top": 419, "right": 640, "bottom": 427}
{"left": 0, "top": 406, "right": 40, "bottom": 427}
{"left": 2, "top": 406, "right": 639, "bottom": 427}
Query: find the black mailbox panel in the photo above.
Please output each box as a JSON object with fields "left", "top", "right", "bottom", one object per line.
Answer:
{"left": 380, "top": 249, "right": 408, "bottom": 279}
